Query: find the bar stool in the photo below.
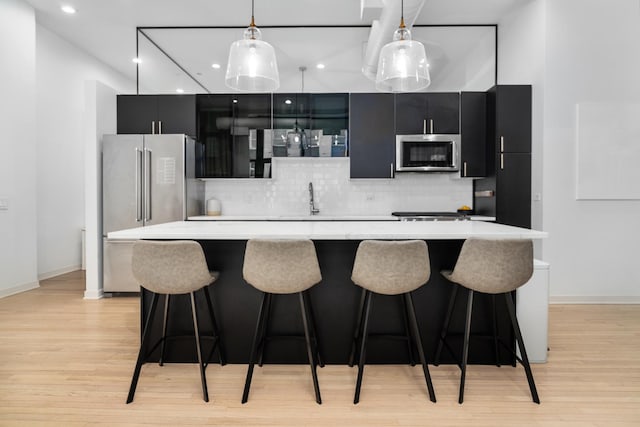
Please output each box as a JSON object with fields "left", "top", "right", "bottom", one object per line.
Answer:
{"left": 435, "top": 238, "right": 540, "bottom": 404}
{"left": 241, "top": 239, "right": 323, "bottom": 404}
{"left": 127, "top": 240, "right": 225, "bottom": 403}
{"left": 349, "top": 240, "right": 436, "bottom": 404}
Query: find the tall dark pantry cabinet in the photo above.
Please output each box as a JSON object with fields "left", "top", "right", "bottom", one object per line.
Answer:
{"left": 474, "top": 85, "right": 532, "bottom": 228}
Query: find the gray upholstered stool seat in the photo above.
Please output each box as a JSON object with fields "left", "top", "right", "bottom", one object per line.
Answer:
{"left": 126, "top": 240, "right": 225, "bottom": 403}
{"left": 435, "top": 238, "right": 539, "bottom": 404}
{"left": 349, "top": 240, "right": 436, "bottom": 404}
{"left": 241, "top": 239, "right": 323, "bottom": 404}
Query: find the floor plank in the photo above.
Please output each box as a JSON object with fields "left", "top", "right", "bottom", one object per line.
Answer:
{"left": 0, "top": 271, "right": 638, "bottom": 426}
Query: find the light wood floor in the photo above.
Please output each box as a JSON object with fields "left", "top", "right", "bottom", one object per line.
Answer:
{"left": 1, "top": 271, "right": 639, "bottom": 426}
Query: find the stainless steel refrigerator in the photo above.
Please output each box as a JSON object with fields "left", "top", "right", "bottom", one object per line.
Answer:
{"left": 102, "top": 134, "right": 203, "bottom": 292}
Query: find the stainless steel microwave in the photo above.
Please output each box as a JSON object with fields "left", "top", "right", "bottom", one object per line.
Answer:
{"left": 396, "top": 134, "right": 460, "bottom": 172}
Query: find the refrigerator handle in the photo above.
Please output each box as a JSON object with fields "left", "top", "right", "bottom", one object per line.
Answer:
{"left": 135, "top": 148, "right": 143, "bottom": 222}
{"left": 144, "top": 148, "right": 152, "bottom": 222}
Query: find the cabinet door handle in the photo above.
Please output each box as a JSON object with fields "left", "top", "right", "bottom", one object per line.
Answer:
{"left": 151, "top": 121, "right": 156, "bottom": 134}
{"left": 423, "top": 119, "right": 427, "bottom": 134}
{"left": 500, "top": 136, "right": 504, "bottom": 152}
{"left": 144, "top": 148, "right": 152, "bottom": 221}
{"left": 429, "top": 119, "right": 434, "bottom": 134}
{"left": 158, "top": 120, "right": 162, "bottom": 134}
{"left": 390, "top": 162, "right": 394, "bottom": 178}
{"left": 135, "top": 148, "right": 143, "bottom": 222}
{"left": 500, "top": 153, "right": 504, "bottom": 170}
{"left": 463, "top": 161, "right": 468, "bottom": 177}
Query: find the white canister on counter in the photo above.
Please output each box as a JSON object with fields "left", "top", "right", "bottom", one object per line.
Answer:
{"left": 207, "top": 198, "right": 222, "bottom": 216}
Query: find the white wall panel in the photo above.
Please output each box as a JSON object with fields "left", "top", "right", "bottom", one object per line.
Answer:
{"left": 0, "top": 0, "right": 38, "bottom": 296}
{"left": 35, "top": 25, "right": 133, "bottom": 279}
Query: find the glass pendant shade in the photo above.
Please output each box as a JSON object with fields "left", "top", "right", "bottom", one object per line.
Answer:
{"left": 225, "top": 24, "right": 280, "bottom": 92}
{"left": 376, "top": 26, "right": 430, "bottom": 92}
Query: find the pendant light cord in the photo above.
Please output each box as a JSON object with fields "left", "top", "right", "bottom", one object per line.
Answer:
{"left": 399, "top": 0, "right": 406, "bottom": 29}
{"left": 249, "top": 0, "right": 256, "bottom": 36}
{"left": 300, "top": 66, "right": 306, "bottom": 93}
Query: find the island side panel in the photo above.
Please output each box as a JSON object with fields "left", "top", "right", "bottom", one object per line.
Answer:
{"left": 140, "top": 239, "right": 515, "bottom": 365}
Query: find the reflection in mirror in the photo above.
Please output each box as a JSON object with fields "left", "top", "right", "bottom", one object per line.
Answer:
{"left": 136, "top": 26, "right": 496, "bottom": 94}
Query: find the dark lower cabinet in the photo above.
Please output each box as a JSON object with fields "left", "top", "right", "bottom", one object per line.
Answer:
{"left": 395, "top": 92, "right": 460, "bottom": 135}
{"left": 349, "top": 93, "right": 396, "bottom": 178}
{"left": 496, "top": 153, "right": 531, "bottom": 228}
{"left": 460, "top": 92, "right": 487, "bottom": 177}
{"left": 117, "top": 94, "right": 196, "bottom": 137}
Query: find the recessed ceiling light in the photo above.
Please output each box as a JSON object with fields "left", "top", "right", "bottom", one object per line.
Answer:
{"left": 284, "top": 99, "right": 292, "bottom": 105}
{"left": 211, "top": 63, "right": 221, "bottom": 69}
{"left": 176, "top": 88, "right": 184, "bottom": 94}
{"left": 132, "top": 57, "right": 142, "bottom": 64}
{"left": 232, "top": 99, "right": 238, "bottom": 104}
{"left": 61, "top": 5, "right": 76, "bottom": 14}
{"left": 316, "top": 63, "right": 325, "bottom": 69}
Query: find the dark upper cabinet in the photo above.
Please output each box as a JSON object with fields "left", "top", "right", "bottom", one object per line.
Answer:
{"left": 395, "top": 92, "right": 460, "bottom": 135}
{"left": 117, "top": 94, "right": 196, "bottom": 137}
{"left": 273, "top": 93, "right": 311, "bottom": 131}
{"left": 310, "top": 93, "right": 349, "bottom": 136}
{"left": 350, "top": 93, "right": 396, "bottom": 178}
{"left": 273, "top": 93, "right": 348, "bottom": 158}
{"left": 197, "top": 94, "right": 271, "bottom": 178}
{"left": 460, "top": 92, "right": 487, "bottom": 177}
{"left": 492, "top": 85, "right": 531, "bottom": 153}
{"left": 474, "top": 85, "right": 532, "bottom": 229}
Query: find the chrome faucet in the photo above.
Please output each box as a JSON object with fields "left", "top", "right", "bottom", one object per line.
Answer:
{"left": 309, "top": 182, "right": 320, "bottom": 215}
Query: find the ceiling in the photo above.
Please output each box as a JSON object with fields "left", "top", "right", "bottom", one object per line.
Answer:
{"left": 23, "top": 0, "right": 530, "bottom": 93}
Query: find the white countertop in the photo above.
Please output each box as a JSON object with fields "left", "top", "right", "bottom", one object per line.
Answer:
{"left": 108, "top": 220, "right": 546, "bottom": 241}
{"left": 188, "top": 215, "right": 398, "bottom": 221}
{"left": 188, "top": 215, "right": 496, "bottom": 221}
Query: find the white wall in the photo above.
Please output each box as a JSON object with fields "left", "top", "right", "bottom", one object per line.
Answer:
{"left": 35, "top": 24, "right": 133, "bottom": 279}
{"left": 205, "top": 159, "right": 473, "bottom": 216}
{"left": 0, "top": 0, "right": 38, "bottom": 297}
{"left": 542, "top": 0, "right": 640, "bottom": 302}
{"left": 500, "top": 0, "right": 640, "bottom": 301}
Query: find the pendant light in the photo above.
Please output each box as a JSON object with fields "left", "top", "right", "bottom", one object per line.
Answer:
{"left": 225, "top": 0, "right": 279, "bottom": 92}
{"left": 375, "top": 0, "right": 430, "bottom": 92}
{"left": 286, "top": 66, "right": 307, "bottom": 157}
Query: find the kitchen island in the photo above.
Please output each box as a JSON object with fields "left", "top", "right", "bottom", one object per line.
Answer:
{"left": 108, "top": 220, "right": 547, "bottom": 365}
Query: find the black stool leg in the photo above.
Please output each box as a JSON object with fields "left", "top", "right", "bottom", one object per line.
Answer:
{"left": 459, "top": 289, "right": 474, "bottom": 404}
{"left": 404, "top": 292, "right": 436, "bottom": 402}
{"left": 504, "top": 293, "right": 540, "bottom": 404}
{"left": 203, "top": 286, "right": 226, "bottom": 366}
{"left": 190, "top": 292, "right": 209, "bottom": 402}
{"left": 257, "top": 293, "right": 273, "bottom": 367}
{"left": 299, "top": 292, "right": 322, "bottom": 404}
{"left": 303, "top": 290, "right": 324, "bottom": 368}
{"left": 348, "top": 287, "right": 367, "bottom": 367}
{"left": 434, "top": 284, "right": 458, "bottom": 366}
{"left": 127, "top": 292, "right": 160, "bottom": 404}
{"left": 242, "top": 293, "right": 269, "bottom": 404}
{"left": 401, "top": 295, "right": 416, "bottom": 366}
{"left": 354, "top": 290, "right": 372, "bottom": 404}
{"left": 491, "top": 295, "right": 502, "bottom": 367}
{"left": 159, "top": 294, "right": 170, "bottom": 366}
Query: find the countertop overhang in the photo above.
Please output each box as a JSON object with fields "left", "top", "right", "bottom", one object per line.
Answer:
{"left": 107, "top": 220, "right": 547, "bottom": 241}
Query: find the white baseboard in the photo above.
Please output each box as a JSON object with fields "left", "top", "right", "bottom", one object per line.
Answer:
{"left": 38, "top": 265, "right": 82, "bottom": 281}
{"left": 83, "top": 289, "right": 104, "bottom": 300}
{"left": 550, "top": 296, "right": 640, "bottom": 304}
{"left": 0, "top": 281, "right": 40, "bottom": 299}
